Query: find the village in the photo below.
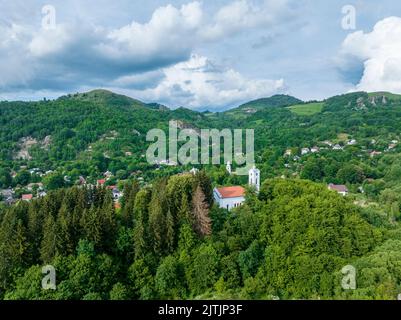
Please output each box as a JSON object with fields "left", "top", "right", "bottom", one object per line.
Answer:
{"left": 0, "top": 136, "right": 398, "bottom": 209}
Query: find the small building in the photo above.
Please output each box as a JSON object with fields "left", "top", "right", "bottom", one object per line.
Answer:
{"left": 322, "top": 140, "right": 333, "bottom": 147}
{"left": 370, "top": 151, "right": 382, "bottom": 157}
{"left": 214, "top": 166, "right": 261, "bottom": 210}
{"left": 22, "top": 194, "right": 33, "bottom": 201}
{"left": 333, "top": 144, "right": 343, "bottom": 151}
{"left": 78, "top": 176, "right": 87, "bottom": 185}
{"left": 107, "top": 186, "right": 122, "bottom": 200}
{"left": 214, "top": 186, "right": 246, "bottom": 211}
{"left": 301, "top": 148, "right": 310, "bottom": 155}
{"left": 347, "top": 139, "right": 357, "bottom": 146}
{"left": 328, "top": 184, "right": 348, "bottom": 196}
{"left": 97, "top": 179, "right": 106, "bottom": 186}
{"left": 38, "top": 191, "right": 47, "bottom": 198}
{"left": 284, "top": 149, "right": 292, "bottom": 157}
{"left": 311, "top": 146, "right": 320, "bottom": 153}
{"left": 190, "top": 167, "right": 199, "bottom": 175}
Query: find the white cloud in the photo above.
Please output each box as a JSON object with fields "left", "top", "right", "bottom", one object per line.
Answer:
{"left": 0, "top": 0, "right": 292, "bottom": 107}
{"left": 202, "top": 0, "right": 292, "bottom": 40}
{"left": 127, "top": 54, "right": 285, "bottom": 109}
{"left": 340, "top": 17, "right": 401, "bottom": 93}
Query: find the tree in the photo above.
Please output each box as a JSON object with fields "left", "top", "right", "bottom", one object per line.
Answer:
{"left": 14, "top": 170, "right": 31, "bottom": 186}
{"left": 40, "top": 215, "right": 58, "bottom": 263}
{"left": 194, "top": 171, "right": 213, "bottom": 206}
{"left": 336, "top": 164, "right": 365, "bottom": 184}
{"left": 192, "top": 186, "right": 211, "bottom": 237}
{"left": 110, "top": 283, "right": 129, "bottom": 300}
{"left": 0, "top": 168, "right": 12, "bottom": 188}
{"left": 187, "top": 244, "right": 219, "bottom": 296}
{"left": 300, "top": 158, "right": 324, "bottom": 181}
{"left": 155, "top": 255, "right": 186, "bottom": 299}
{"left": 43, "top": 173, "right": 66, "bottom": 190}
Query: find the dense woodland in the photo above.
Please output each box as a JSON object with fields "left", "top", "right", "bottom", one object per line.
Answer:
{"left": 1, "top": 90, "right": 401, "bottom": 299}
{"left": 2, "top": 174, "right": 400, "bottom": 300}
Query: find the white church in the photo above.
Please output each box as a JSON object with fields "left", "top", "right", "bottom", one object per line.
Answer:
{"left": 213, "top": 164, "right": 260, "bottom": 211}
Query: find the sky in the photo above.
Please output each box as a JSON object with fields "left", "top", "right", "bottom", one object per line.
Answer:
{"left": 1, "top": 0, "right": 401, "bottom": 111}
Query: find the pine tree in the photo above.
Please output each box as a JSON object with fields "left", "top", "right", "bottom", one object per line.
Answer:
{"left": 40, "top": 215, "right": 58, "bottom": 263}
{"left": 148, "top": 184, "right": 167, "bottom": 255}
{"left": 192, "top": 186, "right": 212, "bottom": 237}
{"left": 121, "top": 181, "right": 140, "bottom": 227}
{"left": 133, "top": 220, "right": 145, "bottom": 260}
{"left": 101, "top": 191, "right": 117, "bottom": 251}
{"left": 166, "top": 209, "right": 175, "bottom": 253}
{"left": 26, "top": 203, "right": 44, "bottom": 264}
{"left": 57, "top": 204, "right": 74, "bottom": 255}
{"left": 194, "top": 171, "right": 214, "bottom": 207}
{"left": 178, "top": 193, "right": 193, "bottom": 225}
{"left": 80, "top": 206, "right": 102, "bottom": 249}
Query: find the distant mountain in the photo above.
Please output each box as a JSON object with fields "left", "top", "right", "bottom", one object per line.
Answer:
{"left": 58, "top": 89, "right": 170, "bottom": 111}
{"left": 58, "top": 89, "right": 145, "bottom": 108}
{"left": 225, "top": 94, "right": 303, "bottom": 117}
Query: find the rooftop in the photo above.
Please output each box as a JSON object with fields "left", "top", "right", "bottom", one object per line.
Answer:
{"left": 215, "top": 186, "right": 246, "bottom": 199}
{"left": 328, "top": 184, "right": 348, "bottom": 193}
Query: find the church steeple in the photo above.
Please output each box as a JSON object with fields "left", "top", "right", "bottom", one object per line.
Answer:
{"left": 226, "top": 161, "right": 232, "bottom": 175}
{"left": 249, "top": 165, "right": 260, "bottom": 192}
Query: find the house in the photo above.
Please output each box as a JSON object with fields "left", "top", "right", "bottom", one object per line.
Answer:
{"left": 347, "top": 139, "right": 357, "bottom": 145}
{"left": 322, "top": 140, "right": 333, "bottom": 147}
{"left": 301, "top": 148, "right": 310, "bottom": 155}
{"left": 214, "top": 186, "right": 246, "bottom": 211}
{"left": 1, "top": 189, "right": 15, "bottom": 205}
{"left": 214, "top": 166, "right": 260, "bottom": 210}
{"left": 78, "top": 176, "right": 87, "bottom": 185}
{"left": 107, "top": 186, "right": 122, "bottom": 200}
{"left": 370, "top": 151, "right": 382, "bottom": 157}
{"left": 284, "top": 149, "right": 292, "bottom": 157}
{"left": 104, "top": 171, "right": 113, "bottom": 179}
{"left": 311, "top": 146, "right": 320, "bottom": 153}
{"left": 328, "top": 184, "right": 349, "bottom": 196}
{"left": 38, "top": 191, "right": 47, "bottom": 198}
{"left": 333, "top": 144, "right": 343, "bottom": 151}
{"left": 22, "top": 194, "right": 33, "bottom": 201}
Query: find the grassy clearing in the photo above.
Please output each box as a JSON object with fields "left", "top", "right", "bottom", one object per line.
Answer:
{"left": 287, "top": 102, "right": 324, "bottom": 116}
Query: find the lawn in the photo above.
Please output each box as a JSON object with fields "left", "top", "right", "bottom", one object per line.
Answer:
{"left": 287, "top": 102, "right": 324, "bottom": 116}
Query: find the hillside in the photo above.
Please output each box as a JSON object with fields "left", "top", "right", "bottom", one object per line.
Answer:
{"left": 1, "top": 89, "right": 401, "bottom": 198}
{"left": 224, "top": 94, "right": 303, "bottom": 118}
{"left": 2, "top": 89, "right": 401, "bottom": 300}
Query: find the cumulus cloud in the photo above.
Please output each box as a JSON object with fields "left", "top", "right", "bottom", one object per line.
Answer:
{"left": 201, "top": 0, "right": 293, "bottom": 40}
{"left": 340, "top": 17, "right": 401, "bottom": 93}
{"left": 0, "top": 0, "right": 292, "bottom": 107}
{"left": 124, "top": 54, "right": 285, "bottom": 110}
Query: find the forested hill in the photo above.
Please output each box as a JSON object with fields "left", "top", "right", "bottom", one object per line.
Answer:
{"left": 2, "top": 89, "right": 401, "bottom": 195}
{"left": 2, "top": 90, "right": 401, "bottom": 300}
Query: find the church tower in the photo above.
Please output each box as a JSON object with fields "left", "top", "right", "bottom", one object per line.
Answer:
{"left": 226, "top": 161, "right": 232, "bottom": 175}
{"left": 249, "top": 165, "right": 260, "bottom": 192}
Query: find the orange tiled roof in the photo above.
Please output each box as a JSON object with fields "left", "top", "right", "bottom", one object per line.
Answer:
{"left": 216, "top": 186, "right": 246, "bottom": 199}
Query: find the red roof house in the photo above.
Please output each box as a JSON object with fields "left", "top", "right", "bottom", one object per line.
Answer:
{"left": 22, "top": 194, "right": 33, "bottom": 201}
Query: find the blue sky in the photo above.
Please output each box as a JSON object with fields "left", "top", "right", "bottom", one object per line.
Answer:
{"left": 1, "top": 0, "right": 401, "bottom": 110}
